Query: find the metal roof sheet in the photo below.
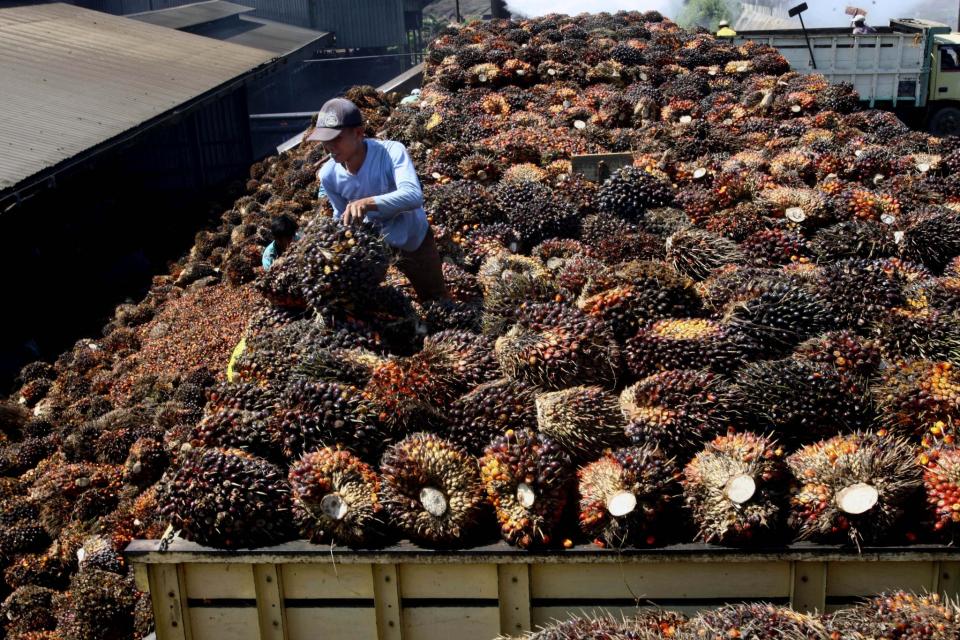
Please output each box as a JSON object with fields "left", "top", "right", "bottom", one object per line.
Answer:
{"left": 128, "top": 0, "right": 255, "bottom": 30}
{"left": 0, "top": 3, "right": 274, "bottom": 195}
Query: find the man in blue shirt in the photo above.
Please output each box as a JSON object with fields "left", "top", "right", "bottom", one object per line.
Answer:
{"left": 262, "top": 214, "right": 299, "bottom": 270}
{"left": 308, "top": 98, "right": 447, "bottom": 301}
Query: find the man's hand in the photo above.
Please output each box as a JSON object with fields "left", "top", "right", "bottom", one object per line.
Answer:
{"left": 342, "top": 197, "right": 375, "bottom": 225}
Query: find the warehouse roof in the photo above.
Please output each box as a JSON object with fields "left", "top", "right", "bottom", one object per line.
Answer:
{"left": 128, "top": 0, "right": 255, "bottom": 30}
{"left": 0, "top": 3, "right": 275, "bottom": 197}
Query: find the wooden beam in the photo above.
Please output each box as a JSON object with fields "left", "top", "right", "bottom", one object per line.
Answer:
{"left": 791, "top": 561, "right": 827, "bottom": 614}
{"left": 373, "top": 564, "right": 403, "bottom": 640}
{"left": 253, "top": 564, "right": 288, "bottom": 640}
{"left": 149, "top": 564, "right": 193, "bottom": 640}
{"left": 498, "top": 564, "right": 531, "bottom": 636}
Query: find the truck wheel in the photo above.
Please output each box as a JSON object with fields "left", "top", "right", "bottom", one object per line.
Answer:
{"left": 929, "top": 107, "right": 960, "bottom": 137}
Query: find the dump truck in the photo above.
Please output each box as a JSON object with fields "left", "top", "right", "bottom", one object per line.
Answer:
{"left": 734, "top": 18, "right": 960, "bottom": 136}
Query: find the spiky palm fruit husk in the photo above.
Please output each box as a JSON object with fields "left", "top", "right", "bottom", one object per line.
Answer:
{"left": 665, "top": 227, "right": 743, "bottom": 282}
{"left": 422, "top": 330, "right": 499, "bottom": 389}
{"left": 495, "top": 302, "right": 621, "bottom": 390}
{"left": 787, "top": 432, "right": 922, "bottom": 545}
{"left": 515, "top": 612, "right": 679, "bottom": 640}
{"left": 418, "top": 298, "right": 482, "bottom": 333}
{"left": 424, "top": 180, "right": 499, "bottom": 230}
{"left": 476, "top": 250, "right": 551, "bottom": 291}
{"left": 872, "top": 307, "right": 960, "bottom": 364}
{"left": 579, "top": 213, "right": 664, "bottom": 264}
{"left": 769, "top": 149, "right": 817, "bottom": 185}
{"left": 188, "top": 408, "right": 284, "bottom": 462}
{"left": 492, "top": 180, "right": 578, "bottom": 249}
{"left": 873, "top": 361, "right": 960, "bottom": 437}
{"left": 734, "top": 359, "right": 872, "bottom": 444}
{"left": 535, "top": 386, "right": 627, "bottom": 461}
{"left": 553, "top": 254, "right": 609, "bottom": 297}
{"left": 446, "top": 378, "right": 539, "bottom": 456}
{"left": 704, "top": 206, "right": 766, "bottom": 244}
{"left": 578, "top": 445, "right": 679, "bottom": 548}
{"left": 77, "top": 534, "right": 124, "bottom": 574}
{"left": 122, "top": 437, "right": 168, "bottom": 487}
{"left": 809, "top": 219, "right": 897, "bottom": 261}
{"left": 741, "top": 228, "right": 809, "bottom": 267}
{"left": 380, "top": 432, "right": 487, "bottom": 546}
{"left": 1, "top": 586, "right": 57, "bottom": 636}
{"left": 825, "top": 591, "right": 960, "bottom": 640}
{"left": 54, "top": 570, "right": 140, "bottom": 640}
{"left": 683, "top": 432, "right": 788, "bottom": 545}
{"left": 897, "top": 207, "right": 960, "bottom": 273}
{"left": 297, "top": 218, "right": 391, "bottom": 311}
{"left": 0, "top": 523, "right": 49, "bottom": 560}
{"left": 686, "top": 603, "right": 827, "bottom": 640}
{"left": 205, "top": 379, "right": 278, "bottom": 413}
{"left": 758, "top": 185, "right": 831, "bottom": 229}
{"left": 794, "top": 330, "right": 882, "bottom": 381}
{"left": 624, "top": 318, "right": 748, "bottom": 379}
{"left": 288, "top": 448, "right": 387, "bottom": 548}
{"left": 531, "top": 238, "right": 591, "bottom": 267}
{"left": 255, "top": 252, "right": 307, "bottom": 310}
{"left": 273, "top": 379, "right": 383, "bottom": 463}
{"left": 479, "top": 253, "right": 564, "bottom": 335}
{"left": 363, "top": 348, "right": 460, "bottom": 432}
{"left": 479, "top": 429, "right": 573, "bottom": 548}
{"left": 157, "top": 447, "right": 294, "bottom": 549}
{"left": 577, "top": 260, "right": 702, "bottom": 340}
{"left": 834, "top": 186, "right": 902, "bottom": 224}
{"left": 620, "top": 370, "right": 733, "bottom": 455}
{"left": 30, "top": 460, "right": 123, "bottom": 537}
{"left": 920, "top": 446, "right": 960, "bottom": 535}
{"left": 723, "top": 281, "right": 831, "bottom": 357}
{"left": 595, "top": 165, "right": 675, "bottom": 221}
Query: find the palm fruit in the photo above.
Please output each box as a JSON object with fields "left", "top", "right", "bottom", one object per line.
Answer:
{"left": 492, "top": 180, "right": 578, "bottom": 249}
{"left": 809, "top": 219, "right": 896, "bottom": 261}
{"left": 920, "top": 446, "right": 960, "bottom": 535}
{"left": 787, "top": 432, "right": 922, "bottom": 545}
{"left": 873, "top": 361, "right": 960, "bottom": 436}
{"left": 579, "top": 213, "right": 663, "bottom": 263}
{"left": 422, "top": 330, "right": 498, "bottom": 389}
{"left": 534, "top": 386, "right": 627, "bottom": 462}
{"left": 0, "top": 524, "right": 49, "bottom": 560}
{"left": 423, "top": 180, "right": 499, "bottom": 229}
{"left": 873, "top": 307, "right": 960, "bottom": 364}
{"left": 723, "top": 281, "right": 831, "bottom": 358}
{"left": 1, "top": 586, "right": 57, "bottom": 636}
{"left": 363, "top": 349, "right": 460, "bottom": 432}
{"left": 77, "top": 535, "right": 124, "bottom": 574}
{"left": 30, "top": 461, "right": 123, "bottom": 537}
{"left": 446, "top": 378, "right": 539, "bottom": 455}
{"left": 479, "top": 252, "right": 563, "bottom": 335}
{"left": 121, "top": 437, "right": 168, "bottom": 487}
{"left": 577, "top": 260, "right": 702, "bottom": 340}
{"left": 687, "top": 603, "right": 827, "bottom": 640}
{"left": 54, "top": 569, "right": 139, "bottom": 640}
{"left": 595, "top": 165, "right": 675, "bottom": 221}
{"left": 825, "top": 591, "right": 960, "bottom": 640}
{"left": 479, "top": 429, "right": 573, "bottom": 548}
{"left": 578, "top": 445, "right": 680, "bottom": 548}
{"left": 897, "top": 207, "right": 960, "bottom": 272}
{"left": 520, "top": 611, "right": 685, "bottom": 640}
{"left": 683, "top": 432, "right": 788, "bottom": 545}
{"left": 0, "top": 436, "right": 58, "bottom": 476}
{"left": 5, "top": 549, "right": 71, "bottom": 590}
{"left": 288, "top": 448, "right": 387, "bottom": 547}
{"left": 733, "top": 358, "right": 872, "bottom": 443}
{"left": 272, "top": 379, "right": 383, "bottom": 463}
{"left": 624, "top": 317, "right": 748, "bottom": 379}
{"left": 157, "top": 447, "right": 294, "bottom": 549}
{"left": 619, "top": 370, "right": 733, "bottom": 456}
{"left": 298, "top": 218, "right": 391, "bottom": 311}
{"left": 665, "top": 227, "right": 743, "bottom": 282}
{"left": 741, "top": 228, "right": 808, "bottom": 267}
{"left": 495, "top": 301, "right": 620, "bottom": 390}
{"left": 794, "top": 330, "right": 881, "bottom": 381}
{"left": 380, "top": 433, "right": 487, "bottom": 546}
{"left": 188, "top": 408, "right": 284, "bottom": 462}
{"left": 255, "top": 252, "right": 307, "bottom": 310}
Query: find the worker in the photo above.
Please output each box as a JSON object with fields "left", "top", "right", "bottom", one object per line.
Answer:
{"left": 309, "top": 98, "right": 448, "bottom": 302}
{"left": 716, "top": 20, "right": 736, "bottom": 38}
{"left": 262, "top": 213, "right": 300, "bottom": 270}
{"left": 852, "top": 15, "right": 874, "bottom": 35}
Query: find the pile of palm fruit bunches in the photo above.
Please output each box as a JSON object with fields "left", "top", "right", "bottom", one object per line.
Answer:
{"left": 7, "top": 9, "right": 960, "bottom": 639}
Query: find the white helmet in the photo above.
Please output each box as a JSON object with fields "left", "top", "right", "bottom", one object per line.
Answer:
{"left": 852, "top": 14, "right": 866, "bottom": 24}
{"left": 718, "top": 20, "right": 729, "bottom": 28}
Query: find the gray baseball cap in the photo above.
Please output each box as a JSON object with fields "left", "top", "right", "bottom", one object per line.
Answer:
{"left": 307, "top": 98, "right": 363, "bottom": 142}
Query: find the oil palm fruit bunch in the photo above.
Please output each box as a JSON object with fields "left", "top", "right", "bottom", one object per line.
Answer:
{"left": 872, "top": 307, "right": 960, "bottom": 364}
{"left": 825, "top": 591, "right": 960, "bottom": 640}
{"left": 577, "top": 260, "right": 702, "bottom": 340}
{"left": 188, "top": 407, "right": 284, "bottom": 462}
{"left": 77, "top": 534, "right": 125, "bottom": 574}
{"left": 686, "top": 603, "right": 827, "bottom": 640}
{"left": 479, "top": 429, "right": 573, "bottom": 548}
{"left": 895, "top": 207, "right": 960, "bottom": 273}
{"left": 273, "top": 379, "right": 383, "bottom": 463}
{"left": 733, "top": 358, "right": 872, "bottom": 444}
{"left": 809, "top": 219, "right": 896, "bottom": 261}
{"left": 157, "top": 447, "right": 294, "bottom": 549}
{"left": 741, "top": 228, "right": 809, "bottom": 267}
{"left": 665, "top": 227, "right": 744, "bottom": 282}
{"left": 596, "top": 165, "right": 675, "bottom": 221}
{"left": 793, "top": 330, "right": 881, "bottom": 381}
{"left": 816, "top": 258, "right": 907, "bottom": 329}
{"left": 446, "top": 378, "right": 539, "bottom": 455}
{"left": 255, "top": 252, "right": 307, "bottom": 310}
{"left": 121, "top": 437, "right": 168, "bottom": 487}
{"left": 299, "top": 217, "right": 391, "bottom": 311}
{"left": 492, "top": 180, "right": 578, "bottom": 249}
{"left": 578, "top": 445, "right": 680, "bottom": 548}
{"left": 579, "top": 213, "right": 664, "bottom": 264}
{"left": 873, "top": 360, "right": 960, "bottom": 436}
{"left": 683, "top": 432, "right": 788, "bottom": 545}
{"left": 787, "top": 432, "right": 922, "bottom": 545}
{"left": 0, "top": 585, "right": 57, "bottom": 636}
{"left": 288, "top": 448, "right": 387, "bottom": 548}
{"left": 363, "top": 349, "right": 460, "bottom": 432}
{"left": 421, "top": 329, "right": 499, "bottom": 390}
{"left": 480, "top": 264, "right": 563, "bottom": 336}
{"left": 535, "top": 385, "right": 628, "bottom": 462}
{"left": 723, "top": 280, "right": 831, "bottom": 358}
{"left": 380, "top": 432, "right": 487, "bottom": 546}
{"left": 515, "top": 612, "right": 685, "bottom": 640}
{"left": 495, "top": 301, "right": 621, "bottom": 390}
{"left": 920, "top": 445, "right": 960, "bottom": 535}
{"left": 620, "top": 370, "right": 733, "bottom": 456}
{"left": 624, "top": 317, "right": 749, "bottom": 378}
{"left": 54, "top": 569, "right": 141, "bottom": 640}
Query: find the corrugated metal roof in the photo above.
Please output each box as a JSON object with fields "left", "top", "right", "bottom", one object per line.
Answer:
{"left": 224, "top": 16, "right": 330, "bottom": 54}
{"left": 0, "top": 3, "right": 274, "bottom": 195}
{"left": 128, "top": 0, "right": 255, "bottom": 30}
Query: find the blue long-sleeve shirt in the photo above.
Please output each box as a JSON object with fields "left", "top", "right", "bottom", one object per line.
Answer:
{"left": 319, "top": 139, "right": 429, "bottom": 252}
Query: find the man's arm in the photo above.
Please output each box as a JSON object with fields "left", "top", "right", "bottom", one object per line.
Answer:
{"left": 368, "top": 143, "right": 424, "bottom": 221}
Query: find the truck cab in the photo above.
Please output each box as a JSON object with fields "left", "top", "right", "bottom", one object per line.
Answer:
{"left": 931, "top": 34, "right": 960, "bottom": 130}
